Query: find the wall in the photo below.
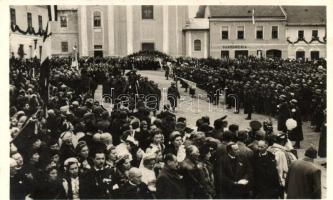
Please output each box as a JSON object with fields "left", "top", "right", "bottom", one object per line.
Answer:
{"left": 185, "top": 30, "right": 209, "bottom": 58}
{"left": 86, "top": 6, "right": 109, "bottom": 57}
{"left": 9, "top": 6, "right": 49, "bottom": 59}
{"left": 209, "top": 20, "right": 288, "bottom": 58}
{"left": 286, "top": 25, "right": 326, "bottom": 59}
{"left": 51, "top": 9, "right": 79, "bottom": 57}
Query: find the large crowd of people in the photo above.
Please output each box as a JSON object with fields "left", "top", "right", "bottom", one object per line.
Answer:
{"left": 9, "top": 53, "right": 325, "bottom": 199}
{"left": 173, "top": 56, "right": 326, "bottom": 134}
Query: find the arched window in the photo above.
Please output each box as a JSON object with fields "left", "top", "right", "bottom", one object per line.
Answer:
{"left": 93, "top": 11, "right": 101, "bottom": 27}
{"left": 194, "top": 39, "right": 201, "bottom": 51}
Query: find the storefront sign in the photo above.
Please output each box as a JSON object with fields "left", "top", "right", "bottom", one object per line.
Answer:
{"left": 222, "top": 45, "right": 247, "bottom": 49}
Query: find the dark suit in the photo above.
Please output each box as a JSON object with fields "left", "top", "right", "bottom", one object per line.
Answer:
{"left": 80, "top": 168, "right": 117, "bottom": 199}
{"left": 121, "top": 182, "right": 153, "bottom": 199}
{"left": 252, "top": 151, "right": 281, "bottom": 198}
{"left": 286, "top": 159, "right": 321, "bottom": 199}
{"left": 216, "top": 155, "right": 253, "bottom": 198}
{"left": 156, "top": 167, "right": 187, "bottom": 199}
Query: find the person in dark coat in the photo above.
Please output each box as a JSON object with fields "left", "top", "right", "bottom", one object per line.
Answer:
{"left": 30, "top": 166, "right": 66, "bottom": 199}
{"left": 215, "top": 142, "right": 253, "bottom": 199}
{"left": 277, "top": 95, "right": 291, "bottom": 132}
{"left": 164, "top": 65, "right": 170, "bottom": 80}
{"left": 120, "top": 167, "right": 153, "bottom": 199}
{"left": 288, "top": 99, "right": 303, "bottom": 149}
{"left": 243, "top": 87, "right": 254, "bottom": 120}
{"left": 286, "top": 147, "right": 321, "bottom": 199}
{"left": 167, "top": 82, "right": 180, "bottom": 112}
{"left": 156, "top": 154, "right": 187, "bottom": 199}
{"left": 80, "top": 150, "right": 118, "bottom": 199}
{"left": 252, "top": 140, "right": 281, "bottom": 198}
{"left": 318, "top": 122, "right": 326, "bottom": 159}
{"left": 10, "top": 158, "right": 29, "bottom": 200}
{"left": 180, "top": 145, "right": 212, "bottom": 199}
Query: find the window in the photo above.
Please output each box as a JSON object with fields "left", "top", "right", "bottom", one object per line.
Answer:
{"left": 60, "top": 16, "right": 67, "bottom": 28}
{"left": 312, "top": 30, "right": 318, "bottom": 38}
{"left": 311, "top": 51, "right": 320, "bottom": 60}
{"left": 235, "top": 50, "right": 248, "bottom": 58}
{"left": 142, "top": 43, "right": 155, "bottom": 51}
{"left": 257, "top": 50, "right": 263, "bottom": 58}
{"left": 298, "top": 30, "right": 304, "bottom": 39}
{"left": 61, "top": 42, "right": 68, "bottom": 52}
{"left": 222, "top": 26, "right": 228, "bottom": 40}
{"left": 296, "top": 51, "right": 305, "bottom": 60}
{"left": 256, "top": 26, "right": 263, "bottom": 39}
{"left": 142, "top": 6, "right": 154, "bottom": 19}
{"left": 194, "top": 40, "right": 201, "bottom": 51}
{"left": 10, "top": 8, "right": 16, "bottom": 25}
{"left": 38, "top": 15, "right": 43, "bottom": 30}
{"left": 27, "top": 12, "right": 32, "bottom": 28}
{"left": 272, "top": 26, "right": 278, "bottom": 39}
{"left": 93, "top": 11, "right": 101, "bottom": 27}
{"left": 221, "top": 51, "right": 229, "bottom": 59}
{"left": 237, "top": 26, "right": 244, "bottom": 39}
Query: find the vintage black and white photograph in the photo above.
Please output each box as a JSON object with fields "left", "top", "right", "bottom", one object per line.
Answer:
{"left": 7, "top": 2, "right": 328, "bottom": 199}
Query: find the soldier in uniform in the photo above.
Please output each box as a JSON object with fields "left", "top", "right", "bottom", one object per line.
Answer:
{"left": 167, "top": 82, "right": 180, "bottom": 112}
{"left": 80, "top": 150, "right": 118, "bottom": 199}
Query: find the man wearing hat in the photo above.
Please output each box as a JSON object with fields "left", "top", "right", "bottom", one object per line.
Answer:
{"left": 286, "top": 147, "right": 321, "bottom": 199}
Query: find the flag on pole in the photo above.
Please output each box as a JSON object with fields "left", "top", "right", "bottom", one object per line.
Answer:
{"left": 39, "top": 9, "right": 54, "bottom": 108}
{"left": 47, "top": 5, "right": 58, "bottom": 21}
{"left": 252, "top": 8, "right": 255, "bottom": 24}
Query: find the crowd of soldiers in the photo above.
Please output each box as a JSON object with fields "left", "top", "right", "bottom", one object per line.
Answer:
{"left": 173, "top": 57, "right": 326, "bottom": 142}
{"left": 9, "top": 54, "right": 325, "bottom": 199}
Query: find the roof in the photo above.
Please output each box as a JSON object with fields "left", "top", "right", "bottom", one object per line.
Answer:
{"left": 195, "top": 6, "right": 206, "bottom": 18}
{"left": 57, "top": 5, "right": 79, "bottom": 11}
{"left": 207, "top": 6, "right": 285, "bottom": 18}
{"left": 195, "top": 5, "right": 326, "bottom": 25}
{"left": 283, "top": 6, "right": 326, "bottom": 26}
{"left": 183, "top": 18, "right": 209, "bottom": 30}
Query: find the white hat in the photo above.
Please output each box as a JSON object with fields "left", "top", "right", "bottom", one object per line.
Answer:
{"left": 64, "top": 157, "right": 79, "bottom": 167}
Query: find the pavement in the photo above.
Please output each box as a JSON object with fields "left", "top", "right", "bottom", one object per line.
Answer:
{"left": 95, "top": 69, "right": 326, "bottom": 198}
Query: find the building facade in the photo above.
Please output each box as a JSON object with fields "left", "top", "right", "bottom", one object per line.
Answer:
{"left": 284, "top": 6, "right": 326, "bottom": 60}
{"left": 189, "top": 5, "right": 326, "bottom": 60}
{"left": 51, "top": 6, "right": 79, "bottom": 57}
{"left": 9, "top": 5, "right": 50, "bottom": 59}
{"left": 9, "top": 5, "right": 326, "bottom": 60}
{"left": 53, "top": 5, "right": 189, "bottom": 58}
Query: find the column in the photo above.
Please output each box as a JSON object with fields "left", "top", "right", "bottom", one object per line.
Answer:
{"left": 188, "top": 31, "right": 192, "bottom": 57}
{"left": 204, "top": 31, "right": 208, "bottom": 58}
{"left": 175, "top": 6, "right": 179, "bottom": 56}
{"left": 79, "top": 6, "right": 88, "bottom": 56}
{"left": 126, "top": 6, "right": 133, "bottom": 55}
{"left": 107, "top": 5, "right": 115, "bottom": 56}
{"left": 163, "top": 6, "right": 169, "bottom": 54}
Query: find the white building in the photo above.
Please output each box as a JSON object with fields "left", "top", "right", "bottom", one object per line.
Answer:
{"left": 284, "top": 6, "right": 326, "bottom": 60}
{"left": 9, "top": 6, "right": 50, "bottom": 59}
